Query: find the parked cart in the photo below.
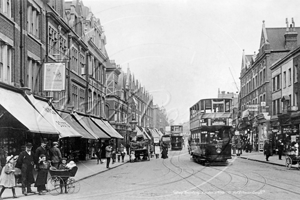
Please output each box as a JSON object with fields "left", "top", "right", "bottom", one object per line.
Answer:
{"left": 285, "top": 143, "right": 300, "bottom": 170}
{"left": 129, "top": 139, "right": 150, "bottom": 162}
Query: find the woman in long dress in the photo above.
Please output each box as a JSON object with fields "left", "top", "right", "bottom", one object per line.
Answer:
{"left": 161, "top": 142, "right": 168, "bottom": 159}
{"left": 0, "top": 155, "right": 17, "bottom": 199}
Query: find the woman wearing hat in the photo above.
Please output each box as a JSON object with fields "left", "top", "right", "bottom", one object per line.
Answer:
{"left": 0, "top": 155, "right": 17, "bottom": 199}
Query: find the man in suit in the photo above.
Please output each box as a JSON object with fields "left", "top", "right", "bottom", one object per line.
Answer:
{"left": 50, "top": 141, "right": 62, "bottom": 168}
{"left": 277, "top": 139, "right": 284, "bottom": 160}
{"left": 16, "top": 143, "right": 36, "bottom": 196}
{"left": 35, "top": 140, "right": 49, "bottom": 164}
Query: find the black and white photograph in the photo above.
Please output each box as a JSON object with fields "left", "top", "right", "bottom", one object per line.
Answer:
{"left": 1, "top": 0, "right": 300, "bottom": 199}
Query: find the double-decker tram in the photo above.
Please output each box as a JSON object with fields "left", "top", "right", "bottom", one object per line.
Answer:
{"left": 170, "top": 125, "right": 183, "bottom": 150}
{"left": 189, "top": 98, "right": 233, "bottom": 165}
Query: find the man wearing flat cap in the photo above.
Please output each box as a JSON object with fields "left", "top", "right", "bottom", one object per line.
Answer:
{"left": 35, "top": 140, "right": 50, "bottom": 165}
{"left": 16, "top": 143, "right": 36, "bottom": 195}
{"left": 50, "top": 141, "right": 62, "bottom": 168}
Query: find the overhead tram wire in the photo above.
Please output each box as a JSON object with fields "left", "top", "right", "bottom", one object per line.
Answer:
{"left": 228, "top": 67, "right": 239, "bottom": 92}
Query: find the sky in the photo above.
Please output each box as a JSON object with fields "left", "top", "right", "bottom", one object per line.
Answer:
{"left": 82, "top": 0, "right": 300, "bottom": 124}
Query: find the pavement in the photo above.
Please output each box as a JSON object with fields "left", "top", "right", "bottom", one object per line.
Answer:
{"left": 0, "top": 156, "right": 129, "bottom": 199}
{"left": 236, "top": 150, "right": 300, "bottom": 169}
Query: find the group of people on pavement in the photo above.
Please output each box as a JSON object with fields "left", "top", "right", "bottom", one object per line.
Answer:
{"left": 0, "top": 140, "right": 76, "bottom": 199}
{"left": 263, "top": 139, "right": 295, "bottom": 161}
{"left": 98, "top": 140, "right": 126, "bottom": 169}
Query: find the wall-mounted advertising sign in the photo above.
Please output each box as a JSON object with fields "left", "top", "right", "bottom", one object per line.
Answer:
{"left": 43, "top": 63, "right": 66, "bottom": 91}
{"left": 212, "top": 118, "right": 226, "bottom": 126}
{"left": 246, "top": 105, "right": 259, "bottom": 111}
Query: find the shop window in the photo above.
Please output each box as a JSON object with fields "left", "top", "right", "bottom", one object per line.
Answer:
{"left": 294, "top": 65, "right": 298, "bottom": 83}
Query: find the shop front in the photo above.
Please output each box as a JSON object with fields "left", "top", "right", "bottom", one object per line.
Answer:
{"left": 59, "top": 112, "right": 97, "bottom": 160}
{"left": 0, "top": 84, "right": 59, "bottom": 155}
{"left": 72, "top": 113, "right": 111, "bottom": 159}
{"left": 277, "top": 111, "right": 300, "bottom": 154}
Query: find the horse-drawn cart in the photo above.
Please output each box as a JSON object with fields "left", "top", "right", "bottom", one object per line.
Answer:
{"left": 129, "top": 140, "right": 150, "bottom": 162}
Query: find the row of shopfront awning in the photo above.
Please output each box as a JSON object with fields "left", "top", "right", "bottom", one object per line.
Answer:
{"left": 134, "top": 126, "right": 164, "bottom": 141}
{"left": 0, "top": 86, "right": 123, "bottom": 140}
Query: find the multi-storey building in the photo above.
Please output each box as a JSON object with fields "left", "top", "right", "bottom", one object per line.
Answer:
{"left": 270, "top": 41, "right": 300, "bottom": 152}
{"left": 239, "top": 19, "right": 300, "bottom": 152}
{"left": 81, "top": 5, "right": 107, "bottom": 117}
{"left": 105, "top": 66, "right": 155, "bottom": 144}
{"left": 218, "top": 90, "right": 239, "bottom": 129}
{"left": 0, "top": 0, "right": 122, "bottom": 159}
{"left": 105, "top": 60, "right": 127, "bottom": 145}
{"left": 153, "top": 105, "right": 169, "bottom": 133}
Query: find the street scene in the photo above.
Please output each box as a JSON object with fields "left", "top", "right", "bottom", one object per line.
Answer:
{"left": 2, "top": 149, "right": 298, "bottom": 200}
{"left": 1, "top": 0, "right": 300, "bottom": 199}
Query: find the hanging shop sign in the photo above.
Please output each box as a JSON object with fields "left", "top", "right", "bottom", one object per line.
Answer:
{"left": 43, "top": 63, "right": 66, "bottom": 91}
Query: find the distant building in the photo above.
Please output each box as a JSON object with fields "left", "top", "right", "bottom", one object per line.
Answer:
{"left": 218, "top": 90, "right": 239, "bottom": 128}
{"left": 153, "top": 105, "right": 169, "bottom": 133}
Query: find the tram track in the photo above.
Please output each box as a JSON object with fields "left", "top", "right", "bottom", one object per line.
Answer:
{"left": 72, "top": 150, "right": 212, "bottom": 199}
{"left": 161, "top": 150, "right": 216, "bottom": 200}
{"left": 74, "top": 150, "right": 300, "bottom": 199}
{"left": 187, "top": 161, "right": 267, "bottom": 200}
{"left": 208, "top": 163, "right": 300, "bottom": 197}
{"left": 175, "top": 152, "right": 246, "bottom": 200}
{"left": 180, "top": 152, "right": 267, "bottom": 199}
{"left": 175, "top": 151, "right": 272, "bottom": 200}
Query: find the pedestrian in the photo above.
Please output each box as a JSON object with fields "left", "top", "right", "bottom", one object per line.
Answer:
{"left": 161, "top": 142, "right": 168, "bottom": 159}
{"left": 249, "top": 142, "right": 252, "bottom": 153}
{"left": 96, "top": 143, "right": 103, "bottom": 164}
{"left": 111, "top": 142, "right": 116, "bottom": 164}
{"left": 119, "top": 144, "right": 125, "bottom": 162}
{"left": 50, "top": 142, "right": 62, "bottom": 168}
{"left": 264, "top": 140, "right": 271, "bottom": 161}
{"left": 0, "top": 155, "right": 17, "bottom": 199}
{"left": 154, "top": 145, "right": 160, "bottom": 159}
{"left": 0, "top": 146, "right": 7, "bottom": 175}
{"left": 126, "top": 143, "right": 130, "bottom": 155}
{"left": 105, "top": 143, "right": 113, "bottom": 169}
{"left": 35, "top": 140, "right": 49, "bottom": 163}
{"left": 236, "top": 138, "right": 242, "bottom": 156}
{"left": 34, "top": 154, "right": 50, "bottom": 195}
{"left": 277, "top": 140, "right": 284, "bottom": 160}
{"left": 15, "top": 143, "right": 35, "bottom": 196}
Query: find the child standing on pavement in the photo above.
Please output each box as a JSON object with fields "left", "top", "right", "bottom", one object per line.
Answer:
{"left": 0, "top": 155, "right": 17, "bottom": 199}
{"left": 35, "top": 154, "right": 50, "bottom": 195}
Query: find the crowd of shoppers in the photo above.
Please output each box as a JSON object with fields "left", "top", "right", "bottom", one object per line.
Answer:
{"left": 0, "top": 139, "right": 75, "bottom": 198}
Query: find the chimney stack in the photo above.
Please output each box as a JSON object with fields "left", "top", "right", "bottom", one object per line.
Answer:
{"left": 285, "top": 18, "right": 298, "bottom": 50}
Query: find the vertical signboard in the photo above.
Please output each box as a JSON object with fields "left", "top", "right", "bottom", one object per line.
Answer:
{"left": 43, "top": 63, "right": 66, "bottom": 91}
